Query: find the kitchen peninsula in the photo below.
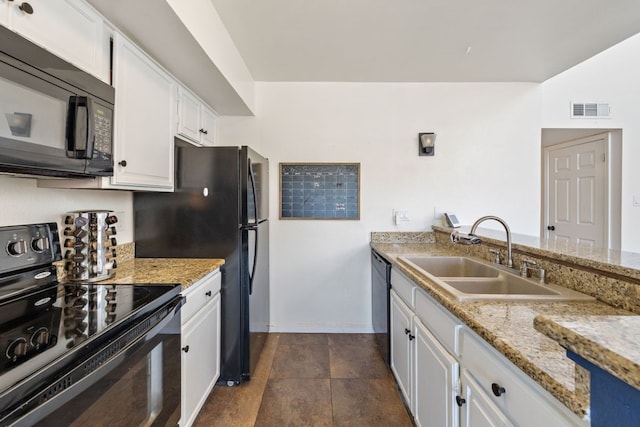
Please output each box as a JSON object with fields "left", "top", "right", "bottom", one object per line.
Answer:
{"left": 371, "top": 226, "right": 639, "bottom": 426}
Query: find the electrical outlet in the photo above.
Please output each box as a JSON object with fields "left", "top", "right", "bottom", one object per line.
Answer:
{"left": 116, "top": 210, "right": 128, "bottom": 233}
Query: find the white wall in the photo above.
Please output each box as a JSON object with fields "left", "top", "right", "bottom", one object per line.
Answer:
{"left": 0, "top": 176, "right": 133, "bottom": 241}
{"left": 220, "top": 82, "right": 542, "bottom": 332}
{"left": 541, "top": 33, "right": 640, "bottom": 252}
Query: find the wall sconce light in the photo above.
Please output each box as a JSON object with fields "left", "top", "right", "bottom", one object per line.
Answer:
{"left": 418, "top": 133, "right": 436, "bottom": 156}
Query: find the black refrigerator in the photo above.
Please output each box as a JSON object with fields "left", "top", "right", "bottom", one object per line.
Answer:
{"left": 133, "top": 145, "right": 269, "bottom": 385}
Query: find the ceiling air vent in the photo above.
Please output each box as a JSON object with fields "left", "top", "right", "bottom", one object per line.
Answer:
{"left": 571, "top": 102, "right": 610, "bottom": 118}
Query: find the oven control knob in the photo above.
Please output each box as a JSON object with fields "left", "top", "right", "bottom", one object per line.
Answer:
{"left": 31, "top": 236, "right": 50, "bottom": 253}
{"left": 31, "top": 328, "right": 50, "bottom": 348}
{"left": 6, "top": 338, "right": 28, "bottom": 360}
{"left": 7, "top": 240, "right": 27, "bottom": 256}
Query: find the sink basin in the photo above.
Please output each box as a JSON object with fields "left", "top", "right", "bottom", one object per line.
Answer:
{"left": 401, "top": 256, "right": 499, "bottom": 278}
{"left": 398, "top": 256, "right": 595, "bottom": 302}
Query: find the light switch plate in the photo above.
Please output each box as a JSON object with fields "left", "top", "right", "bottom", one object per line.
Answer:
{"left": 393, "top": 209, "right": 410, "bottom": 225}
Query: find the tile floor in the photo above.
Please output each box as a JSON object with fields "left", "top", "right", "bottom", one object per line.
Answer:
{"left": 193, "top": 333, "right": 413, "bottom": 427}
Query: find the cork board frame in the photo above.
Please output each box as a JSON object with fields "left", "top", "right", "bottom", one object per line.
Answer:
{"left": 279, "top": 163, "right": 360, "bottom": 220}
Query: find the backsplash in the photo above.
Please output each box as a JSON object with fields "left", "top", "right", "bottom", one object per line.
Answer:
{"left": 370, "top": 231, "right": 435, "bottom": 244}
{"left": 55, "top": 242, "right": 135, "bottom": 282}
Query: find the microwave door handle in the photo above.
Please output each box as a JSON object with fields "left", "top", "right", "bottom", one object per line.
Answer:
{"left": 65, "top": 96, "right": 94, "bottom": 159}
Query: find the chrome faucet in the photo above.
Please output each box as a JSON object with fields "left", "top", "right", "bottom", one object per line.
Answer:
{"left": 469, "top": 216, "right": 514, "bottom": 268}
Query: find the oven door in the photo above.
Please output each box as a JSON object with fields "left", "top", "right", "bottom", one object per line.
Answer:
{"left": 5, "top": 298, "right": 182, "bottom": 427}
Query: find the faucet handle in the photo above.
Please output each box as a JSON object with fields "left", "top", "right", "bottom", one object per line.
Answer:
{"left": 520, "top": 259, "right": 537, "bottom": 277}
{"left": 488, "top": 249, "right": 501, "bottom": 264}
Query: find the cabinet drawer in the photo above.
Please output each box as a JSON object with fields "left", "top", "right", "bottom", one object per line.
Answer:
{"left": 459, "top": 328, "right": 583, "bottom": 427}
{"left": 414, "top": 288, "right": 461, "bottom": 356}
{"left": 182, "top": 270, "right": 221, "bottom": 323}
{"left": 391, "top": 269, "right": 416, "bottom": 307}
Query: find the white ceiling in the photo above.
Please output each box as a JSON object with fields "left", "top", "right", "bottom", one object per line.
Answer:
{"left": 210, "top": 0, "right": 640, "bottom": 82}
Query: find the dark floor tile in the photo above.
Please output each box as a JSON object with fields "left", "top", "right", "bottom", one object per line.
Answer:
{"left": 270, "top": 344, "right": 330, "bottom": 378}
{"left": 331, "top": 378, "right": 413, "bottom": 427}
{"left": 193, "top": 334, "right": 280, "bottom": 427}
{"left": 255, "top": 379, "right": 332, "bottom": 427}
{"left": 330, "top": 344, "right": 391, "bottom": 379}
{"left": 328, "top": 333, "right": 377, "bottom": 348}
{"left": 278, "top": 333, "right": 328, "bottom": 346}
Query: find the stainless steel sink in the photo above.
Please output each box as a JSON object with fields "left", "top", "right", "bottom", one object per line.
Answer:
{"left": 398, "top": 256, "right": 594, "bottom": 302}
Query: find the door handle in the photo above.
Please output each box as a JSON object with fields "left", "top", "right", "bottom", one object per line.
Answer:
{"left": 547, "top": 225, "right": 555, "bottom": 231}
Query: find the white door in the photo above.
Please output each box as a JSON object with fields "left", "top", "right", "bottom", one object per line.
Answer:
{"left": 413, "top": 318, "right": 459, "bottom": 427}
{"left": 112, "top": 33, "right": 175, "bottom": 189}
{"left": 10, "top": 0, "right": 106, "bottom": 79}
{"left": 544, "top": 135, "right": 606, "bottom": 248}
{"left": 460, "top": 371, "right": 513, "bottom": 427}
{"left": 181, "top": 293, "right": 221, "bottom": 427}
{"left": 390, "top": 290, "right": 413, "bottom": 407}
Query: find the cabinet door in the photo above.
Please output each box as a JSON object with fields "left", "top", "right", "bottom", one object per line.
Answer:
{"left": 112, "top": 34, "right": 175, "bottom": 190}
{"left": 199, "top": 106, "right": 218, "bottom": 146}
{"left": 460, "top": 371, "right": 513, "bottom": 427}
{"left": 0, "top": 1, "right": 9, "bottom": 27}
{"left": 9, "top": 0, "right": 105, "bottom": 79}
{"left": 177, "top": 88, "right": 202, "bottom": 144}
{"left": 181, "top": 292, "right": 221, "bottom": 427}
{"left": 413, "top": 318, "right": 459, "bottom": 427}
{"left": 390, "top": 290, "right": 413, "bottom": 407}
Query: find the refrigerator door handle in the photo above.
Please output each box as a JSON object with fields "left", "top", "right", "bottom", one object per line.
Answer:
{"left": 248, "top": 159, "right": 259, "bottom": 226}
{"left": 248, "top": 226, "right": 258, "bottom": 295}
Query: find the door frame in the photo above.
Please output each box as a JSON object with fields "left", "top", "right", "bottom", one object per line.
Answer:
{"left": 542, "top": 131, "right": 621, "bottom": 250}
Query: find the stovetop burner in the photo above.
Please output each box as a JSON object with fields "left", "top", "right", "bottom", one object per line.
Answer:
{"left": 0, "top": 223, "right": 181, "bottom": 400}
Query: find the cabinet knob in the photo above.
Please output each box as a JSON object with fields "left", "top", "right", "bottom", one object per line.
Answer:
{"left": 404, "top": 328, "right": 410, "bottom": 335}
{"left": 199, "top": 128, "right": 208, "bottom": 135}
{"left": 182, "top": 345, "right": 190, "bottom": 353}
{"left": 491, "top": 382, "right": 506, "bottom": 396}
{"left": 408, "top": 334, "right": 415, "bottom": 341}
{"left": 18, "top": 2, "right": 33, "bottom": 14}
{"left": 455, "top": 396, "right": 466, "bottom": 407}
{"left": 118, "top": 160, "right": 127, "bottom": 167}
{"left": 205, "top": 290, "right": 212, "bottom": 297}
{"left": 547, "top": 225, "right": 555, "bottom": 231}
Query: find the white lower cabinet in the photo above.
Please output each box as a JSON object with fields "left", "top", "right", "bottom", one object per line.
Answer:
{"left": 390, "top": 290, "right": 414, "bottom": 405}
{"left": 460, "top": 370, "right": 513, "bottom": 427}
{"left": 390, "top": 272, "right": 460, "bottom": 427}
{"left": 459, "top": 328, "right": 585, "bottom": 427}
{"left": 180, "top": 270, "right": 221, "bottom": 427}
{"left": 413, "top": 317, "right": 459, "bottom": 427}
{"left": 388, "top": 269, "right": 585, "bottom": 427}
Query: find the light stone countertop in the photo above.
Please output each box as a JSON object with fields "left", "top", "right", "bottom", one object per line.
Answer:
{"left": 97, "top": 258, "right": 225, "bottom": 290}
{"left": 534, "top": 315, "right": 640, "bottom": 391}
{"left": 371, "top": 241, "right": 634, "bottom": 419}
{"left": 57, "top": 243, "right": 224, "bottom": 290}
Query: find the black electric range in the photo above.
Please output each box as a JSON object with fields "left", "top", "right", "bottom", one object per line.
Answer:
{"left": 0, "top": 223, "right": 182, "bottom": 426}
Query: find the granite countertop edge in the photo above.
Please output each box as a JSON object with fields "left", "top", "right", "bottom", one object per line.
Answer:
{"left": 371, "top": 241, "right": 635, "bottom": 419}
{"left": 534, "top": 315, "right": 640, "bottom": 391}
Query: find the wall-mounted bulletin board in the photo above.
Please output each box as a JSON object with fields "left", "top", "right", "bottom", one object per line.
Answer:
{"left": 279, "top": 163, "right": 360, "bottom": 220}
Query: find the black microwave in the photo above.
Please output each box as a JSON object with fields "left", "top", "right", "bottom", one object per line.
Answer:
{"left": 0, "top": 26, "right": 114, "bottom": 178}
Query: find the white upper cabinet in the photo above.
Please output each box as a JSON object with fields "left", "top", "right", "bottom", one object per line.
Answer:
{"left": 111, "top": 33, "right": 175, "bottom": 190}
{"left": 0, "top": 1, "right": 9, "bottom": 27}
{"left": 177, "top": 86, "right": 218, "bottom": 147}
{"left": 2, "top": 0, "right": 107, "bottom": 81}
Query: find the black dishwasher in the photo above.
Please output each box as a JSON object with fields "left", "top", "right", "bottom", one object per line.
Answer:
{"left": 371, "top": 249, "right": 392, "bottom": 366}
